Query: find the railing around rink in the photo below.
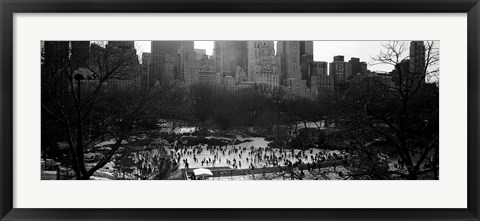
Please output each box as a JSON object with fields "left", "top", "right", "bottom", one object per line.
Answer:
{"left": 183, "top": 160, "right": 344, "bottom": 180}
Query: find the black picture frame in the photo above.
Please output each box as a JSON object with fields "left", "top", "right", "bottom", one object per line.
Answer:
{"left": 1, "top": 0, "right": 479, "bottom": 220}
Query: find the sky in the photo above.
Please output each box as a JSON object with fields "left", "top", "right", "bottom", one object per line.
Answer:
{"left": 134, "top": 41, "right": 396, "bottom": 72}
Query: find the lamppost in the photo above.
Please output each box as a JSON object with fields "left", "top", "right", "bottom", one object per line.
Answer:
{"left": 273, "top": 99, "right": 284, "bottom": 138}
{"left": 74, "top": 73, "right": 85, "bottom": 101}
{"left": 74, "top": 73, "right": 85, "bottom": 178}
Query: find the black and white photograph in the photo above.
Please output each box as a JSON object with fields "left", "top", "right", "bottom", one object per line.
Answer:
{"left": 41, "top": 40, "right": 439, "bottom": 181}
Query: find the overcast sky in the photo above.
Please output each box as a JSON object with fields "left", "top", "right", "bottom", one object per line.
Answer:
{"left": 134, "top": 41, "right": 398, "bottom": 72}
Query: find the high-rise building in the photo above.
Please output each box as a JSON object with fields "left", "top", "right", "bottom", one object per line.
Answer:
{"left": 277, "top": 41, "right": 302, "bottom": 83}
{"left": 311, "top": 61, "right": 328, "bottom": 76}
{"left": 300, "top": 54, "right": 314, "bottom": 85}
{"left": 359, "top": 62, "right": 368, "bottom": 75}
{"left": 247, "top": 41, "right": 279, "bottom": 87}
{"left": 300, "top": 41, "right": 314, "bottom": 57}
{"left": 224, "top": 75, "right": 238, "bottom": 92}
{"left": 142, "top": 52, "right": 151, "bottom": 65}
{"left": 310, "top": 61, "right": 332, "bottom": 98}
{"left": 392, "top": 59, "right": 410, "bottom": 88}
{"left": 333, "top": 55, "right": 344, "bottom": 62}
{"left": 311, "top": 74, "right": 334, "bottom": 96}
{"left": 163, "top": 55, "right": 176, "bottom": 82}
{"left": 409, "top": 41, "right": 426, "bottom": 76}
{"left": 285, "top": 78, "right": 309, "bottom": 98}
{"left": 141, "top": 52, "right": 151, "bottom": 88}
{"left": 197, "top": 54, "right": 218, "bottom": 84}
{"left": 71, "top": 41, "right": 90, "bottom": 71}
{"left": 214, "top": 41, "right": 248, "bottom": 76}
{"left": 89, "top": 43, "right": 106, "bottom": 74}
{"left": 151, "top": 41, "right": 182, "bottom": 85}
{"left": 348, "top": 57, "right": 360, "bottom": 76}
{"left": 178, "top": 41, "right": 198, "bottom": 86}
{"left": 42, "top": 41, "right": 70, "bottom": 96}
{"left": 329, "top": 55, "right": 349, "bottom": 83}
{"left": 194, "top": 48, "right": 207, "bottom": 60}
{"left": 104, "top": 41, "right": 141, "bottom": 91}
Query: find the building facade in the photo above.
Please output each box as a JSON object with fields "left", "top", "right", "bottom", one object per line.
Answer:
{"left": 214, "top": 41, "right": 248, "bottom": 76}
{"left": 151, "top": 41, "right": 182, "bottom": 85}
{"left": 197, "top": 54, "right": 219, "bottom": 84}
{"left": 329, "top": 56, "right": 347, "bottom": 83}
{"left": 247, "top": 41, "right": 279, "bottom": 87}
{"left": 277, "top": 41, "right": 302, "bottom": 83}
{"left": 178, "top": 41, "right": 198, "bottom": 86}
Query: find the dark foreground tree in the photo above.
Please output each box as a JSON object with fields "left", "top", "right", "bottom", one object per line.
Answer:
{"left": 340, "top": 41, "right": 439, "bottom": 179}
{"left": 41, "top": 41, "right": 170, "bottom": 180}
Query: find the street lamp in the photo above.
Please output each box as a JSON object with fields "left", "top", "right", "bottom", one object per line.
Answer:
{"left": 74, "top": 73, "right": 85, "bottom": 100}
{"left": 273, "top": 99, "right": 284, "bottom": 138}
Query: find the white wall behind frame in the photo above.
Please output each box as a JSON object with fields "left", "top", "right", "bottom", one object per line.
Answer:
{"left": 14, "top": 13, "right": 467, "bottom": 208}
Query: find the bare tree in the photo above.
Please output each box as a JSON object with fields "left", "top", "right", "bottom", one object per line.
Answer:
{"left": 345, "top": 41, "right": 440, "bottom": 179}
{"left": 41, "top": 41, "right": 167, "bottom": 180}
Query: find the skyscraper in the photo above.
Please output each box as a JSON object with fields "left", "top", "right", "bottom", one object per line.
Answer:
{"left": 194, "top": 48, "right": 207, "bottom": 60}
{"left": 42, "top": 41, "right": 70, "bottom": 95}
{"left": 214, "top": 41, "right": 248, "bottom": 76}
{"left": 359, "top": 62, "right": 368, "bottom": 75}
{"left": 151, "top": 41, "right": 182, "bottom": 85}
{"left": 71, "top": 41, "right": 90, "bottom": 71}
{"left": 300, "top": 54, "right": 314, "bottom": 86}
{"left": 348, "top": 57, "right": 360, "bottom": 76}
{"left": 247, "top": 41, "right": 279, "bottom": 87}
{"left": 277, "top": 41, "right": 302, "bottom": 83}
{"left": 409, "top": 41, "right": 426, "bottom": 76}
{"left": 197, "top": 54, "right": 218, "bottom": 85}
{"left": 178, "top": 41, "right": 198, "bottom": 86}
{"left": 141, "top": 52, "right": 151, "bottom": 88}
{"left": 300, "top": 41, "right": 314, "bottom": 57}
{"left": 329, "top": 55, "right": 348, "bottom": 83}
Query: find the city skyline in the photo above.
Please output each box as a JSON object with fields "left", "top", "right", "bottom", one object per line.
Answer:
{"left": 134, "top": 41, "right": 400, "bottom": 72}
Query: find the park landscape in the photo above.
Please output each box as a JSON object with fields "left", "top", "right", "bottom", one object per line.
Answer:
{"left": 41, "top": 40, "right": 439, "bottom": 180}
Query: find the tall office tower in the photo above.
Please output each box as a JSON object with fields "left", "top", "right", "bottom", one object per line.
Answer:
{"left": 359, "top": 62, "right": 368, "bottom": 75}
{"left": 300, "top": 54, "right": 314, "bottom": 86}
{"left": 307, "top": 61, "right": 333, "bottom": 97}
{"left": 71, "top": 41, "right": 90, "bottom": 71}
{"left": 105, "top": 41, "right": 140, "bottom": 91}
{"left": 329, "top": 55, "right": 349, "bottom": 83}
{"left": 178, "top": 41, "right": 198, "bottom": 86}
{"left": 194, "top": 48, "right": 207, "bottom": 60}
{"left": 409, "top": 41, "right": 426, "bottom": 76}
{"left": 197, "top": 54, "right": 218, "bottom": 84}
{"left": 300, "top": 41, "right": 314, "bottom": 56}
{"left": 142, "top": 52, "right": 151, "bottom": 65}
{"left": 151, "top": 41, "right": 182, "bottom": 85}
{"left": 214, "top": 41, "right": 248, "bottom": 75}
{"left": 141, "top": 52, "right": 152, "bottom": 88}
{"left": 162, "top": 55, "right": 176, "bottom": 83}
{"left": 42, "top": 41, "right": 70, "bottom": 92}
{"left": 311, "top": 74, "right": 334, "bottom": 97}
{"left": 348, "top": 57, "right": 360, "bottom": 76}
{"left": 312, "top": 61, "right": 328, "bottom": 76}
{"left": 277, "top": 41, "right": 302, "bottom": 83}
{"left": 247, "top": 41, "right": 279, "bottom": 87}
{"left": 89, "top": 43, "right": 106, "bottom": 74}
{"left": 333, "top": 55, "right": 344, "bottom": 62}
{"left": 392, "top": 59, "right": 411, "bottom": 88}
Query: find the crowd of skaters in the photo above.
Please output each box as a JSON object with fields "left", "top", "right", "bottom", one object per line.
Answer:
{"left": 170, "top": 142, "right": 346, "bottom": 170}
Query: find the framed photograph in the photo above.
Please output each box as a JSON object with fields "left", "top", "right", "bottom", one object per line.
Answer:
{"left": 1, "top": 0, "right": 479, "bottom": 220}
